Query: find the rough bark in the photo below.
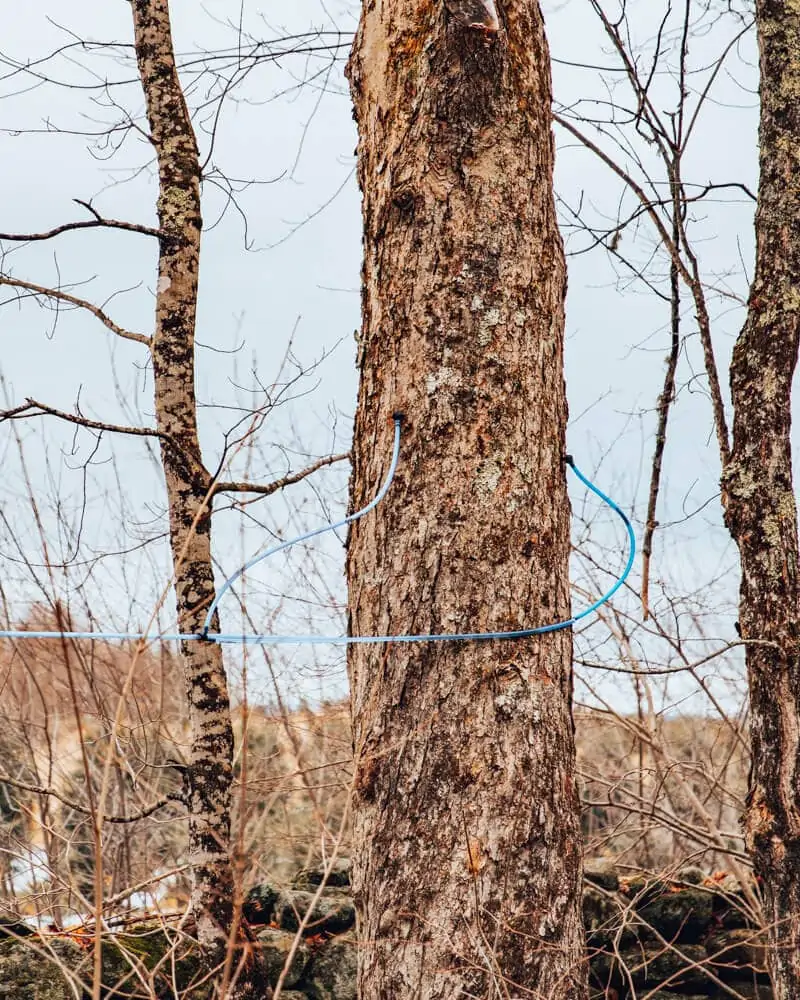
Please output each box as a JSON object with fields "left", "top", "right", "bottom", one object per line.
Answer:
{"left": 346, "top": 3, "right": 586, "bottom": 998}
{"left": 721, "top": 5, "right": 800, "bottom": 997}
{"left": 131, "top": 0, "right": 238, "bottom": 977}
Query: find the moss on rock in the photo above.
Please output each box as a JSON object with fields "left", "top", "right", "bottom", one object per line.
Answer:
{"left": 243, "top": 883, "right": 281, "bottom": 925}
{"left": 99, "top": 923, "right": 209, "bottom": 998}
{"left": 256, "top": 927, "right": 309, "bottom": 988}
{"left": 636, "top": 886, "right": 713, "bottom": 942}
{"left": 277, "top": 891, "right": 355, "bottom": 936}
{"left": 0, "top": 938, "right": 87, "bottom": 1000}
{"left": 293, "top": 860, "right": 351, "bottom": 890}
{"left": 303, "top": 933, "right": 357, "bottom": 1000}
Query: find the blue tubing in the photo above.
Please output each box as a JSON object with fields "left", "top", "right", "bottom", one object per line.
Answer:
{"left": 0, "top": 416, "right": 635, "bottom": 646}
{"left": 199, "top": 415, "right": 403, "bottom": 637}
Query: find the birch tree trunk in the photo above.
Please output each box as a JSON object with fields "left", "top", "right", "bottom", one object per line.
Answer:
{"left": 132, "top": 0, "right": 239, "bottom": 981}
{"left": 346, "top": 3, "right": 586, "bottom": 998}
{"left": 721, "top": 7, "right": 800, "bottom": 997}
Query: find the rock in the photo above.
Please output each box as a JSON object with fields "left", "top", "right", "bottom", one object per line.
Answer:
{"left": 585, "top": 869, "right": 619, "bottom": 893}
{"left": 584, "top": 887, "right": 652, "bottom": 951}
{"left": 707, "top": 872, "right": 743, "bottom": 894}
{"left": 100, "top": 924, "right": 207, "bottom": 998}
{"left": 0, "top": 938, "right": 86, "bottom": 1000}
{"left": 277, "top": 890, "right": 356, "bottom": 936}
{"left": 256, "top": 927, "right": 309, "bottom": 988}
{"left": 636, "top": 886, "right": 713, "bottom": 942}
{"left": 304, "top": 932, "right": 357, "bottom": 1000}
{"left": 642, "top": 994, "right": 710, "bottom": 1000}
{"left": 624, "top": 944, "right": 711, "bottom": 992}
{"left": 712, "top": 889, "right": 752, "bottom": 930}
{"left": 619, "top": 874, "right": 666, "bottom": 906}
{"left": 244, "top": 883, "right": 282, "bottom": 925}
{"left": 593, "top": 943, "right": 714, "bottom": 994}
{"left": 677, "top": 867, "right": 705, "bottom": 886}
{"left": 584, "top": 859, "right": 619, "bottom": 893}
{"left": 583, "top": 886, "right": 621, "bottom": 946}
{"left": 0, "top": 916, "right": 34, "bottom": 939}
{"left": 716, "top": 983, "right": 773, "bottom": 998}
{"left": 588, "top": 943, "right": 617, "bottom": 992}
{"left": 706, "top": 927, "right": 770, "bottom": 977}
{"left": 293, "top": 858, "right": 351, "bottom": 890}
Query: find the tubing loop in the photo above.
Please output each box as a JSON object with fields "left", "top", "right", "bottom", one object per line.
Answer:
{"left": 0, "top": 414, "right": 635, "bottom": 646}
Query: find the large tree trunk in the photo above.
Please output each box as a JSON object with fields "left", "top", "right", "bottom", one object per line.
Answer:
{"left": 131, "top": 0, "right": 238, "bottom": 979}
{"left": 721, "top": 6, "right": 800, "bottom": 998}
{"left": 346, "top": 3, "right": 586, "bottom": 998}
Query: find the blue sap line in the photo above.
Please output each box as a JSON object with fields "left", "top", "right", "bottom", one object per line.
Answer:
{"left": 0, "top": 416, "right": 635, "bottom": 646}
{"left": 199, "top": 414, "right": 404, "bottom": 638}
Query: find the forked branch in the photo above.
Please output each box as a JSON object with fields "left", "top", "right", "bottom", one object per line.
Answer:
{"left": 0, "top": 276, "right": 151, "bottom": 346}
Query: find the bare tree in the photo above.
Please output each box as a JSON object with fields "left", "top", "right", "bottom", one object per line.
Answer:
{"left": 551, "top": 1, "right": 800, "bottom": 996}
{"left": 346, "top": 2, "right": 587, "bottom": 998}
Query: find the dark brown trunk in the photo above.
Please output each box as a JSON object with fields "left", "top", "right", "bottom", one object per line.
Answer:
{"left": 346, "top": 2, "right": 587, "bottom": 998}
{"left": 721, "top": 5, "right": 800, "bottom": 997}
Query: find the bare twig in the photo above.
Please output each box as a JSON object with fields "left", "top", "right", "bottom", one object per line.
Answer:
{"left": 0, "top": 206, "right": 160, "bottom": 243}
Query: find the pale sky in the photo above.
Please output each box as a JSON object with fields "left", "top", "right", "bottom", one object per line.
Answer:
{"left": 0, "top": 0, "right": 762, "bottom": 711}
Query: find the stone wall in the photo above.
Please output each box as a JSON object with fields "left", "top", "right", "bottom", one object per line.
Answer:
{"left": 582, "top": 865, "right": 770, "bottom": 999}
{"left": 0, "top": 861, "right": 773, "bottom": 998}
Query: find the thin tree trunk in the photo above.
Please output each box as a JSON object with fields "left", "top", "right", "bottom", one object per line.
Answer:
{"left": 346, "top": 3, "right": 586, "bottom": 998}
{"left": 131, "top": 0, "right": 238, "bottom": 977}
{"left": 721, "top": 6, "right": 800, "bottom": 997}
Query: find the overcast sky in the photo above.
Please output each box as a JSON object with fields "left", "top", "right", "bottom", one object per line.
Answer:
{"left": 0, "top": 0, "right": 762, "bottom": 710}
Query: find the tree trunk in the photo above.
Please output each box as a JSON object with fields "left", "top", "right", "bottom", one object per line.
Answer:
{"left": 346, "top": 3, "right": 586, "bottom": 998}
{"left": 721, "top": 6, "right": 800, "bottom": 998}
{"left": 131, "top": 0, "right": 238, "bottom": 978}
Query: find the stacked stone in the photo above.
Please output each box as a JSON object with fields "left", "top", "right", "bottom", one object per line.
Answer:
{"left": 0, "top": 861, "right": 358, "bottom": 1000}
{"left": 584, "top": 865, "right": 771, "bottom": 998}
{"left": 241, "top": 857, "right": 357, "bottom": 1000}
{"left": 0, "top": 862, "right": 774, "bottom": 998}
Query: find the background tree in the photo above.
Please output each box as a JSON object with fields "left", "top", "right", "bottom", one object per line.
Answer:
{"left": 721, "top": 6, "right": 800, "bottom": 996}
{"left": 550, "top": 1, "right": 800, "bottom": 995}
{"left": 346, "top": 2, "right": 587, "bottom": 998}
{"left": 130, "top": 1, "right": 239, "bottom": 977}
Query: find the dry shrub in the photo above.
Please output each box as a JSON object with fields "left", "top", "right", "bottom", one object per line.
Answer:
{"left": 577, "top": 708, "right": 748, "bottom": 874}
{"left": 0, "top": 605, "right": 188, "bottom": 922}
{"left": 1, "top": 618, "right": 749, "bottom": 930}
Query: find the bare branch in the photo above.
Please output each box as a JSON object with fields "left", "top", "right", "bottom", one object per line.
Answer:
{"left": 1, "top": 397, "right": 210, "bottom": 482}
{"left": 0, "top": 276, "right": 150, "bottom": 346}
{"left": 213, "top": 451, "right": 349, "bottom": 498}
{"left": 0, "top": 770, "right": 181, "bottom": 824}
{"left": 2, "top": 398, "right": 162, "bottom": 440}
{"left": 642, "top": 197, "right": 682, "bottom": 620}
{"left": 0, "top": 202, "right": 160, "bottom": 242}
{"left": 554, "top": 111, "right": 731, "bottom": 462}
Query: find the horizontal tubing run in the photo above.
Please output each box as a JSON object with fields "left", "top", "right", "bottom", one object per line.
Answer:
{"left": 0, "top": 415, "right": 635, "bottom": 646}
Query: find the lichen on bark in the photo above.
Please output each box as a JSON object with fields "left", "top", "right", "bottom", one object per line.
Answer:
{"left": 346, "top": 2, "right": 587, "bottom": 998}
{"left": 721, "top": 4, "right": 800, "bottom": 998}
{"left": 130, "top": 0, "right": 248, "bottom": 989}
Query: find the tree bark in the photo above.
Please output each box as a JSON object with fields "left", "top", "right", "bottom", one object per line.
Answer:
{"left": 131, "top": 0, "right": 238, "bottom": 976}
{"left": 721, "top": 6, "right": 800, "bottom": 997}
{"left": 346, "top": 3, "right": 586, "bottom": 998}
